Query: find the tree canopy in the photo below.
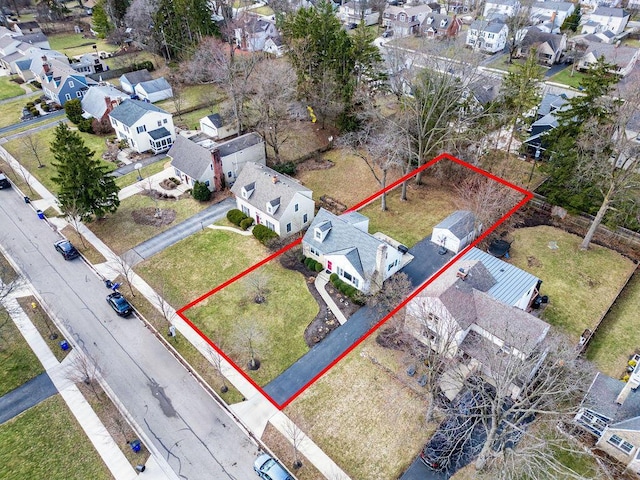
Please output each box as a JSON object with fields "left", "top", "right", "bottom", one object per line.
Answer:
{"left": 51, "top": 123, "right": 120, "bottom": 221}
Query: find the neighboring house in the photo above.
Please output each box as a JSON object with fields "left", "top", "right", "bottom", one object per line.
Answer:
{"left": 523, "top": 92, "right": 569, "bottom": 150}
{"left": 431, "top": 210, "right": 481, "bottom": 254}
{"left": 119, "top": 69, "right": 153, "bottom": 94}
{"left": 581, "top": 7, "right": 630, "bottom": 36}
{"left": 530, "top": 2, "right": 575, "bottom": 34}
{"left": 574, "top": 39, "right": 640, "bottom": 77}
{"left": 515, "top": 27, "right": 567, "bottom": 65}
{"left": 483, "top": 0, "right": 520, "bottom": 19}
{"left": 302, "top": 208, "right": 406, "bottom": 294}
{"left": 38, "top": 57, "right": 96, "bottom": 105}
{"left": 629, "top": 0, "right": 640, "bottom": 10}
{"left": 382, "top": 4, "right": 433, "bottom": 37}
{"left": 196, "top": 132, "right": 266, "bottom": 186}
{"left": 168, "top": 135, "right": 224, "bottom": 192}
{"left": 466, "top": 18, "right": 509, "bottom": 53}
{"left": 575, "top": 368, "right": 640, "bottom": 475}
{"left": 338, "top": 1, "right": 380, "bottom": 26}
{"left": 13, "top": 32, "right": 49, "bottom": 49}
{"left": 134, "top": 77, "right": 173, "bottom": 103}
{"left": 13, "top": 21, "right": 42, "bottom": 35}
{"left": 465, "top": 73, "right": 503, "bottom": 111}
{"left": 232, "top": 161, "right": 314, "bottom": 238}
{"left": 420, "top": 13, "right": 463, "bottom": 38}
{"left": 0, "top": 34, "right": 20, "bottom": 57}
{"left": 199, "top": 113, "right": 239, "bottom": 140}
{"left": 234, "top": 12, "right": 278, "bottom": 51}
{"left": 405, "top": 248, "right": 547, "bottom": 399}
{"left": 263, "top": 36, "right": 285, "bottom": 57}
{"left": 81, "top": 84, "right": 129, "bottom": 121}
{"left": 70, "top": 52, "right": 106, "bottom": 75}
{"left": 109, "top": 99, "right": 175, "bottom": 154}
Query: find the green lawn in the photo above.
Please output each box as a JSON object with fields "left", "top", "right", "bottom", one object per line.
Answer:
{"left": 0, "top": 76, "right": 26, "bottom": 101}
{"left": 3, "top": 127, "right": 114, "bottom": 194}
{"left": 0, "top": 306, "right": 44, "bottom": 397}
{"left": 549, "top": 68, "right": 587, "bottom": 89}
{"left": 135, "top": 229, "right": 265, "bottom": 308}
{"left": 115, "top": 160, "right": 168, "bottom": 189}
{"left": 0, "top": 395, "right": 111, "bottom": 480}
{"left": 156, "top": 84, "right": 219, "bottom": 114}
{"left": 0, "top": 96, "right": 34, "bottom": 129}
{"left": 185, "top": 262, "right": 318, "bottom": 386}
{"left": 87, "top": 193, "right": 212, "bottom": 255}
{"left": 47, "top": 33, "right": 118, "bottom": 58}
{"left": 587, "top": 272, "right": 640, "bottom": 378}
{"left": 508, "top": 225, "right": 635, "bottom": 341}
{"left": 173, "top": 105, "right": 219, "bottom": 131}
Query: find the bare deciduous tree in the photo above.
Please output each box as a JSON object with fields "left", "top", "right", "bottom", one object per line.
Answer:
{"left": 208, "top": 345, "right": 229, "bottom": 393}
{"left": 109, "top": 252, "right": 137, "bottom": 297}
{"left": 66, "top": 351, "right": 102, "bottom": 399}
{"left": 21, "top": 133, "right": 44, "bottom": 168}
{"left": 368, "top": 272, "right": 412, "bottom": 313}
{"left": 61, "top": 198, "right": 87, "bottom": 248}
{"left": 244, "top": 271, "right": 271, "bottom": 305}
{"left": 282, "top": 415, "right": 306, "bottom": 469}
{"left": 233, "top": 317, "right": 265, "bottom": 371}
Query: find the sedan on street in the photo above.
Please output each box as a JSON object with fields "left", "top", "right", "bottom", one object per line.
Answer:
{"left": 54, "top": 239, "right": 80, "bottom": 260}
{"left": 254, "top": 453, "right": 293, "bottom": 480}
{"left": 106, "top": 292, "right": 133, "bottom": 317}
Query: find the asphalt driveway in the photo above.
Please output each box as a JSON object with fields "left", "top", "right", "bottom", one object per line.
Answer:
{"left": 0, "top": 372, "right": 57, "bottom": 424}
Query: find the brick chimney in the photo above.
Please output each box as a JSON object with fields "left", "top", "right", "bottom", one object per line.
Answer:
{"left": 212, "top": 148, "right": 224, "bottom": 191}
{"left": 550, "top": 11, "right": 557, "bottom": 26}
{"left": 272, "top": 175, "right": 278, "bottom": 184}
{"left": 41, "top": 55, "right": 49, "bottom": 73}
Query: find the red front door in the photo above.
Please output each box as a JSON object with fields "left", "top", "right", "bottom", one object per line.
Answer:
{"left": 327, "top": 260, "right": 332, "bottom": 271}
{"left": 256, "top": 214, "right": 260, "bottom": 224}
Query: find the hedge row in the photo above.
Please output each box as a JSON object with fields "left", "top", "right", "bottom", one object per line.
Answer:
{"left": 227, "top": 208, "right": 247, "bottom": 226}
{"left": 240, "top": 217, "right": 254, "bottom": 230}
{"left": 303, "top": 256, "right": 323, "bottom": 273}
{"left": 253, "top": 224, "right": 278, "bottom": 244}
{"left": 329, "top": 273, "right": 360, "bottom": 300}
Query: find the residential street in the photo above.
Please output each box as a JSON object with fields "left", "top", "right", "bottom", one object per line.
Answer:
{"left": 0, "top": 188, "right": 260, "bottom": 480}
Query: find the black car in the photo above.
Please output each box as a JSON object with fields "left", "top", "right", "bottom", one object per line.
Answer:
{"left": 107, "top": 292, "right": 133, "bottom": 317}
{"left": 0, "top": 173, "right": 11, "bottom": 189}
{"left": 54, "top": 239, "right": 79, "bottom": 260}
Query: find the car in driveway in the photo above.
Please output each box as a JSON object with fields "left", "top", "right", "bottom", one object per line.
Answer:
{"left": 253, "top": 453, "right": 293, "bottom": 480}
{"left": 106, "top": 292, "right": 133, "bottom": 317}
{"left": 0, "top": 173, "right": 11, "bottom": 189}
{"left": 54, "top": 239, "right": 80, "bottom": 260}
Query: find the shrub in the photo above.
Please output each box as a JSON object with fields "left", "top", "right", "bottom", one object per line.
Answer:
{"left": 253, "top": 225, "right": 278, "bottom": 245}
{"left": 34, "top": 98, "right": 42, "bottom": 104}
{"left": 77, "top": 118, "right": 94, "bottom": 133}
{"left": 272, "top": 162, "right": 296, "bottom": 176}
{"left": 26, "top": 101, "right": 34, "bottom": 107}
{"left": 41, "top": 103, "right": 50, "bottom": 112}
{"left": 133, "top": 60, "right": 155, "bottom": 72}
{"left": 314, "top": 262, "right": 324, "bottom": 272}
{"left": 28, "top": 106, "right": 39, "bottom": 116}
{"left": 32, "top": 81, "right": 41, "bottom": 89}
{"left": 64, "top": 98, "right": 83, "bottom": 124}
{"left": 168, "top": 177, "right": 181, "bottom": 185}
{"left": 118, "top": 139, "right": 129, "bottom": 149}
{"left": 192, "top": 181, "right": 211, "bottom": 201}
{"left": 240, "top": 217, "right": 254, "bottom": 230}
{"left": 330, "top": 273, "right": 338, "bottom": 282}
{"left": 227, "top": 209, "right": 247, "bottom": 226}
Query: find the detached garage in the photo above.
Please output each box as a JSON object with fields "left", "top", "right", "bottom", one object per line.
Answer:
{"left": 431, "top": 210, "right": 480, "bottom": 254}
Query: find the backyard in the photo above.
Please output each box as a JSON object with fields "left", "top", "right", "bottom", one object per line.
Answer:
{"left": 0, "top": 76, "right": 26, "bottom": 101}
{"left": 508, "top": 225, "right": 635, "bottom": 342}
{"left": 549, "top": 68, "right": 587, "bottom": 89}
{"left": 47, "top": 32, "right": 119, "bottom": 58}
{"left": 286, "top": 336, "right": 433, "bottom": 479}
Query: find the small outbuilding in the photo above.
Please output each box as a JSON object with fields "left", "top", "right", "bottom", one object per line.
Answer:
{"left": 431, "top": 210, "right": 480, "bottom": 254}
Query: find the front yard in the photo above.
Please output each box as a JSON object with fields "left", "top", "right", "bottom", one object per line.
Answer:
{"left": 508, "top": 225, "right": 635, "bottom": 342}
{"left": 0, "top": 76, "right": 26, "bottom": 101}
{"left": 286, "top": 336, "right": 433, "bottom": 479}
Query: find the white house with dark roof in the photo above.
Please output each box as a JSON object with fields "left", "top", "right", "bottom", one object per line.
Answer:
{"left": 420, "top": 13, "right": 463, "bottom": 38}
{"left": 338, "top": 1, "right": 380, "bottom": 26}
{"left": 431, "top": 210, "right": 481, "bottom": 254}
{"left": 530, "top": 2, "right": 575, "bottom": 34}
{"left": 483, "top": 0, "right": 520, "bottom": 19}
{"left": 71, "top": 52, "right": 107, "bottom": 75}
{"left": 515, "top": 26, "right": 567, "bottom": 65}
{"left": 575, "top": 367, "right": 640, "bottom": 475}
{"left": 264, "top": 36, "right": 285, "bottom": 57}
{"left": 574, "top": 39, "right": 640, "bottom": 77}
{"left": 134, "top": 77, "right": 173, "bottom": 103}
{"left": 234, "top": 12, "right": 278, "bottom": 51}
{"left": 199, "top": 113, "right": 238, "bottom": 140}
{"left": 109, "top": 99, "right": 175, "bottom": 154}
{"left": 168, "top": 135, "right": 223, "bottom": 192}
{"left": 581, "top": 7, "right": 629, "bottom": 36}
{"left": 231, "top": 162, "right": 314, "bottom": 238}
{"left": 196, "top": 132, "right": 266, "bottom": 185}
{"left": 81, "top": 84, "right": 129, "bottom": 121}
{"left": 382, "top": 4, "right": 434, "bottom": 37}
{"left": 405, "top": 249, "right": 548, "bottom": 400}
{"left": 466, "top": 18, "right": 508, "bottom": 53}
{"left": 119, "top": 69, "right": 153, "bottom": 94}
{"left": 302, "top": 208, "right": 405, "bottom": 294}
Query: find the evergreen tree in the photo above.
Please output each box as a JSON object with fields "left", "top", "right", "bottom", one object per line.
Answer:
{"left": 562, "top": 4, "right": 581, "bottom": 33}
{"left": 51, "top": 123, "right": 120, "bottom": 221}
{"left": 92, "top": 0, "right": 114, "bottom": 38}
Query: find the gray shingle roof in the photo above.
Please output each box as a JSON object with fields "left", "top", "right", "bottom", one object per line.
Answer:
{"left": 434, "top": 210, "right": 476, "bottom": 239}
{"left": 303, "top": 208, "right": 388, "bottom": 279}
{"left": 537, "top": 93, "right": 568, "bottom": 117}
{"left": 205, "top": 113, "right": 223, "bottom": 128}
{"left": 136, "top": 77, "right": 171, "bottom": 94}
{"left": 15, "top": 32, "right": 47, "bottom": 44}
{"left": 584, "top": 41, "right": 639, "bottom": 69}
{"left": 168, "top": 135, "right": 213, "bottom": 179}
{"left": 109, "top": 99, "right": 169, "bottom": 126}
{"left": 81, "top": 84, "right": 128, "bottom": 119}
{"left": 460, "top": 248, "right": 540, "bottom": 306}
{"left": 0, "top": 35, "right": 19, "bottom": 49}
{"left": 231, "top": 161, "right": 311, "bottom": 221}
{"left": 582, "top": 372, "right": 640, "bottom": 427}
{"left": 521, "top": 27, "right": 564, "bottom": 52}
{"left": 120, "top": 69, "right": 152, "bottom": 86}
{"left": 148, "top": 126, "right": 171, "bottom": 140}
{"left": 218, "top": 132, "right": 263, "bottom": 157}
{"left": 592, "top": 6, "right": 628, "bottom": 17}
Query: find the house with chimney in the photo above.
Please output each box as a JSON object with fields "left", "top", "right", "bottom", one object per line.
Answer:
{"left": 234, "top": 12, "right": 278, "bottom": 52}
{"left": 420, "top": 13, "right": 463, "bottom": 38}
{"left": 109, "top": 99, "right": 175, "bottom": 154}
{"left": 232, "top": 162, "right": 315, "bottom": 238}
{"left": 529, "top": 2, "right": 575, "bottom": 34}
{"left": 302, "top": 208, "right": 406, "bottom": 294}
{"left": 581, "top": 7, "right": 630, "bottom": 36}
{"left": 405, "top": 248, "right": 547, "bottom": 400}
{"left": 575, "top": 365, "right": 640, "bottom": 475}
{"left": 515, "top": 26, "right": 567, "bottom": 65}
{"left": 81, "top": 84, "right": 129, "bottom": 121}
{"left": 36, "top": 56, "right": 96, "bottom": 105}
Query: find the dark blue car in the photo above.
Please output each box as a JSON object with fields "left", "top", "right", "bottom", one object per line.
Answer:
{"left": 107, "top": 292, "right": 133, "bottom": 317}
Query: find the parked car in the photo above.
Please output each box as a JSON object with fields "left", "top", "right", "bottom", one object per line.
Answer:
{"left": 54, "top": 239, "right": 79, "bottom": 260}
{"left": 0, "top": 173, "right": 10, "bottom": 189}
{"left": 253, "top": 453, "right": 293, "bottom": 480}
{"left": 382, "top": 29, "right": 393, "bottom": 38}
{"left": 106, "top": 292, "right": 133, "bottom": 317}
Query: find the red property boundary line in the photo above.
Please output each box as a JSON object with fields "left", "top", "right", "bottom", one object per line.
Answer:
{"left": 176, "top": 154, "right": 534, "bottom": 410}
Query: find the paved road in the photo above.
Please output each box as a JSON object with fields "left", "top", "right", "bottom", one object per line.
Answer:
{"left": 0, "top": 110, "right": 65, "bottom": 137}
{"left": 125, "top": 197, "right": 235, "bottom": 266}
{"left": 109, "top": 153, "right": 168, "bottom": 177}
{"left": 0, "top": 187, "right": 259, "bottom": 480}
{"left": 264, "top": 236, "right": 452, "bottom": 405}
{"left": 0, "top": 372, "right": 57, "bottom": 424}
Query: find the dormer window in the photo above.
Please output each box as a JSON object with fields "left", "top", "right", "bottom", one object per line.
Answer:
{"left": 314, "top": 220, "right": 332, "bottom": 242}
{"left": 241, "top": 182, "right": 255, "bottom": 199}
{"left": 266, "top": 197, "right": 280, "bottom": 215}
{"left": 427, "top": 16, "right": 433, "bottom": 24}
{"left": 440, "top": 19, "right": 447, "bottom": 27}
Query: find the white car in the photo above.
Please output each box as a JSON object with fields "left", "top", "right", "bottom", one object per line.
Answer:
{"left": 253, "top": 453, "right": 293, "bottom": 480}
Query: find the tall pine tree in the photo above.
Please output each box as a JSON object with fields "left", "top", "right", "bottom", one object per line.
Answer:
{"left": 51, "top": 123, "right": 120, "bottom": 221}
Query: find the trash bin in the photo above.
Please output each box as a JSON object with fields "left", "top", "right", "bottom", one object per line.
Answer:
{"left": 59, "top": 340, "right": 69, "bottom": 351}
{"left": 130, "top": 439, "right": 141, "bottom": 453}
{"left": 105, "top": 279, "right": 113, "bottom": 289}
{"left": 24, "top": 196, "right": 30, "bottom": 204}
{"left": 36, "top": 209, "right": 44, "bottom": 219}
{"left": 135, "top": 465, "right": 146, "bottom": 472}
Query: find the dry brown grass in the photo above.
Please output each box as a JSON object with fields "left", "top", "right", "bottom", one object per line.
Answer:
{"left": 16, "top": 296, "right": 71, "bottom": 363}
{"left": 268, "top": 121, "right": 336, "bottom": 163}
{"left": 286, "top": 336, "right": 434, "bottom": 479}
{"left": 261, "top": 423, "right": 324, "bottom": 480}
